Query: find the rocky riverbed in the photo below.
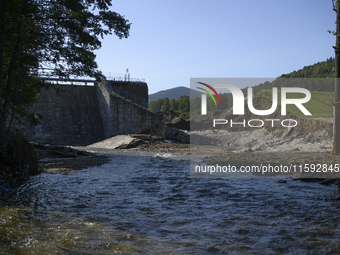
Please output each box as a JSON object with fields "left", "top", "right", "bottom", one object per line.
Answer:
{"left": 34, "top": 124, "right": 340, "bottom": 183}
{"left": 34, "top": 144, "right": 110, "bottom": 173}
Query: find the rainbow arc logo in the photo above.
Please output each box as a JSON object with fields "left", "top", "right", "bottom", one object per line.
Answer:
{"left": 196, "top": 82, "right": 222, "bottom": 107}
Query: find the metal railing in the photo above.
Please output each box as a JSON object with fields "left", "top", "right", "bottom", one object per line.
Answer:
{"left": 38, "top": 77, "right": 148, "bottom": 108}
{"left": 104, "top": 82, "right": 148, "bottom": 108}
{"left": 108, "top": 77, "right": 145, "bottom": 83}
{"left": 39, "top": 77, "right": 96, "bottom": 86}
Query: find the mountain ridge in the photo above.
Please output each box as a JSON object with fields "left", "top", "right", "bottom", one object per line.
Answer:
{"left": 149, "top": 86, "right": 202, "bottom": 102}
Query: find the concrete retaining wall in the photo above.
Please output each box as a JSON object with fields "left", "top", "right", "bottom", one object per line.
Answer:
{"left": 96, "top": 81, "right": 163, "bottom": 137}
{"left": 20, "top": 82, "right": 162, "bottom": 145}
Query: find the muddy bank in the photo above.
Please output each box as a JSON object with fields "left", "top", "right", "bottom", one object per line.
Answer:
{"left": 191, "top": 128, "right": 340, "bottom": 180}
{"left": 123, "top": 134, "right": 191, "bottom": 154}
{"left": 190, "top": 128, "right": 332, "bottom": 153}
{"left": 40, "top": 156, "right": 110, "bottom": 173}
{"left": 116, "top": 130, "right": 340, "bottom": 181}
{"left": 34, "top": 144, "right": 110, "bottom": 173}
{"left": 85, "top": 134, "right": 191, "bottom": 154}
{"left": 35, "top": 123, "right": 339, "bottom": 179}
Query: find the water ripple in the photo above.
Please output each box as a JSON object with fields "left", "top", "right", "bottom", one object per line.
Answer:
{"left": 0, "top": 153, "right": 340, "bottom": 254}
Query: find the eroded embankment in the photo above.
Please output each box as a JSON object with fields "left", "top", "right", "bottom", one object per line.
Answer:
{"left": 35, "top": 144, "right": 110, "bottom": 173}
{"left": 190, "top": 96, "right": 334, "bottom": 152}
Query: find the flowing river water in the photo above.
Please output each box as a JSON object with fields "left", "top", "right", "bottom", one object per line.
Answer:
{"left": 1, "top": 149, "right": 340, "bottom": 254}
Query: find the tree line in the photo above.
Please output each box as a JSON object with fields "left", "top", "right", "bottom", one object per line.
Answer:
{"left": 149, "top": 57, "right": 336, "bottom": 119}
{"left": 251, "top": 57, "right": 336, "bottom": 94}
{"left": 148, "top": 93, "right": 234, "bottom": 118}
{"left": 148, "top": 96, "right": 190, "bottom": 119}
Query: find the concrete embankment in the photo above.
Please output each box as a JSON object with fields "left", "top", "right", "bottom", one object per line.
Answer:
{"left": 14, "top": 82, "right": 163, "bottom": 146}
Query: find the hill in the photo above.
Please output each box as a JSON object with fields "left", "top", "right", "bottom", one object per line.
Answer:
{"left": 149, "top": 57, "right": 336, "bottom": 119}
{"left": 280, "top": 57, "right": 335, "bottom": 79}
{"left": 256, "top": 89, "right": 333, "bottom": 121}
{"left": 149, "top": 86, "right": 202, "bottom": 102}
{"left": 251, "top": 57, "right": 335, "bottom": 93}
{"left": 189, "top": 57, "right": 336, "bottom": 118}
{"left": 243, "top": 58, "right": 336, "bottom": 122}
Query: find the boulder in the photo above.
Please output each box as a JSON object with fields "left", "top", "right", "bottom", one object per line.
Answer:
{"left": 163, "top": 110, "right": 190, "bottom": 131}
{"left": 164, "top": 126, "right": 190, "bottom": 143}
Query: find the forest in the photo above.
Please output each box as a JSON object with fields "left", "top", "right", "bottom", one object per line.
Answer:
{"left": 148, "top": 57, "right": 336, "bottom": 118}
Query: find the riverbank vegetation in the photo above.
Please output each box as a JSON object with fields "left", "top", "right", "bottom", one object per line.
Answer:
{"left": 0, "top": 0, "right": 131, "bottom": 182}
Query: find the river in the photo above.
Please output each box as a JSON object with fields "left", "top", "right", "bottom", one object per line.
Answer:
{"left": 0, "top": 149, "right": 340, "bottom": 254}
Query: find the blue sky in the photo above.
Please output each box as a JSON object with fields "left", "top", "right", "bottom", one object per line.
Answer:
{"left": 95, "top": 0, "right": 336, "bottom": 94}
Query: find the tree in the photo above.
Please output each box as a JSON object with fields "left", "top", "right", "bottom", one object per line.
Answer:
{"left": 162, "top": 97, "right": 170, "bottom": 112}
{"left": 177, "top": 95, "right": 190, "bottom": 112}
{"left": 148, "top": 101, "right": 155, "bottom": 112}
{"left": 0, "top": 0, "right": 131, "bottom": 129}
{"left": 153, "top": 98, "right": 164, "bottom": 112}
{"left": 331, "top": 0, "right": 340, "bottom": 156}
{"left": 169, "top": 98, "right": 177, "bottom": 110}
{"left": 177, "top": 95, "right": 190, "bottom": 119}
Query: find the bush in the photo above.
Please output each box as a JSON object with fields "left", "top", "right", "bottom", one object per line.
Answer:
{"left": 179, "top": 112, "right": 189, "bottom": 119}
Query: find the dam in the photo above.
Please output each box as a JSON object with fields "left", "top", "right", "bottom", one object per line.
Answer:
{"left": 19, "top": 80, "right": 163, "bottom": 146}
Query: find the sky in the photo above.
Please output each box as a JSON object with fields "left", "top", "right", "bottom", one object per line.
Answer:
{"left": 95, "top": 0, "right": 336, "bottom": 94}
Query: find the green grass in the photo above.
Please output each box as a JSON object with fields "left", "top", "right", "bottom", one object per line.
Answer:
{"left": 255, "top": 90, "right": 334, "bottom": 119}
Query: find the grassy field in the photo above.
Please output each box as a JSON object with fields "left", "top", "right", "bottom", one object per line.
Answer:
{"left": 255, "top": 90, "right": 334, "bottom": 121}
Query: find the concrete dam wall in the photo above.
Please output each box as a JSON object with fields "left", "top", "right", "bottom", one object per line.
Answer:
{"left": 21, "top": 81, "right": 162, "bottom": 146}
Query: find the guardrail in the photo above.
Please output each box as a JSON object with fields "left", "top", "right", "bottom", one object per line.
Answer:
{"left": 40, "top": 77, "right": 145, "bottom": 84}
{"left": 38, "top": 77, "right": 148, "bottom": 108}
{"left": 108, "top": 77, "right": 145, "bottom": 83}
{"left": 39, "top": 78, "right": 96, "bottom": 86}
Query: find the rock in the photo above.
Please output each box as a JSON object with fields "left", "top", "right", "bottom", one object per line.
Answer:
{"left": 190, "top": 133, "right": 220, "bottom": 145}
{"left": 147, "top": 111, "right": 191, "bottom": 143}
{"left": 87, "top": 135, "right": 141, "bottom": 149}
{"left": 282, "top": 126, "right": 294, "bottom": 137}
{"left": 165, "top": 116, "right": 190, "bottom": 130}
{"left": 234, "top": 147, "right": 254, "bottom": 153}
{"left": 148, "top": 122, "right": 166, "bottom": 137}
{"left": 163, "top": 110, "right": 190, "bottom": 131}
{"left": 164, "top": 127, "right": 190, "bottom": 143}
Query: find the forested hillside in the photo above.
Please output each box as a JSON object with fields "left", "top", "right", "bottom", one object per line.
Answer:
{"left": 191, "top": 57, "right": 336, "bottom": 117}
{"left": 148, "top": 96, "right": 190, "bottom": 119}
{"left": 149, "top": 57, "right": 336, "bottom": 118}
{"left": 251, "top": 57, "right": 335, "bottom": 93}
{"left": 281, "top": 57, "right": 335, "bottom": 78}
